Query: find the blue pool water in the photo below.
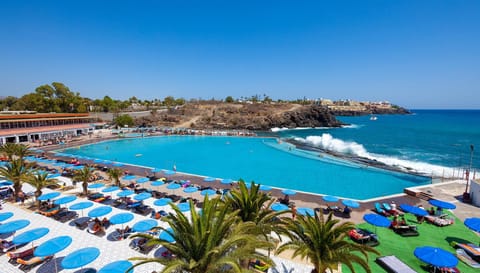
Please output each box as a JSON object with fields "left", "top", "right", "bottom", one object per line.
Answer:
{"left": 62, "top": 136, "right": 429, "bottom": 200}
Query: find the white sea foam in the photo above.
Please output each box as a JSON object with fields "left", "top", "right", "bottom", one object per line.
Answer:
{"left": 271, "top": 127, "right": 289, "bottom": 132}
{"left": 342, "top": 124, "right": 363, "bottom": 129}
{"left": 271, "top": 127, "right": 325, "bottom": 132}
{"left": 294, "top": 133, "right": 456, "bottom": 177}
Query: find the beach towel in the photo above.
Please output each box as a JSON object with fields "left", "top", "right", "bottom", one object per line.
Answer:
{"left": 456, "top": 249, "right": 480, "bottom": 268}
{"left": 456, "top": 243, "right": 480, "bottom": 259}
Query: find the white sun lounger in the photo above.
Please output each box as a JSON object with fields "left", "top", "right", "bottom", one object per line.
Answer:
{"left": 376, "top": 255, "right": 418, "bottom": 273}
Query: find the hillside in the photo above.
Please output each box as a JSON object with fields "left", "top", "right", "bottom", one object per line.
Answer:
{"left": 134, "top": 102, "right": 344, "bottom": 131}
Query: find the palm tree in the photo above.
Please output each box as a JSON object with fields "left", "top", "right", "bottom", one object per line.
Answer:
{"left": 225, "top": 180, "right": 288, "bottom": 260}
{"left": 25, "top": 173, "right": 58, "bottom": 208}
{"left": 130, "top": 197, "right": 273, "bottom": 273}
{"left": 73, "top": 165, "right": 94, "bottom": 196}
{"left": 107, "top": 168, "right": 123, "bottom": 187}
{"left": 277, "top": 211, "right": 379, "bottom": 273}
{"left": 0, "top": 143, "right": 32, "bottom": 161}
{"left": 0, "top": 158, "right": 32, "bottom": 199}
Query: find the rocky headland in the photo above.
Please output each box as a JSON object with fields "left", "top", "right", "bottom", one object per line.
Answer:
{"left": 134, "top": 103, "right": 344, "bottom": 130}
{"left": 127, "top": 101, "right": 409, "bottom": 131}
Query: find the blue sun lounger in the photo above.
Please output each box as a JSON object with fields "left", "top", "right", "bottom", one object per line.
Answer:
{"left": 375, "top": 202, "right": 388, "bottom": 216}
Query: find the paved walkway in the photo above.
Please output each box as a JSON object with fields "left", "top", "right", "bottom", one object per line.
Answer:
{"left": 1, "top": 180, "right": 313, "bottom": 273}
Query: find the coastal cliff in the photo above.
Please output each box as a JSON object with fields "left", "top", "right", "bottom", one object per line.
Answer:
{"left": 134, "top": 103, "right": 344, "bottom": 130}
{"left": 328, "top": 105, "right": 410, "bottom": 116}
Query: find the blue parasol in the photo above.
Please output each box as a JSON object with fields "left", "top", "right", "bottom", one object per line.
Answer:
{"left": 342, "top": 199, "right": 360, "bottom": 209}
{"left": 122, "top": 175, "right": 136, "bottom": 180}
{"left": 159, "top": 228, "right": 175, "bottom": 243}
{"left": 322, "top": 195, "right": 339, "bottom": 203}
{"left": 154, "top": 198, "right": 172, "bottom": 206}
{"left": 203, "top": 177, "right": 216, "bottom": 182}
{"left": 53, "top": 162, "right": 67, "bottom": 167}
{"left": 271, "top": 203, "right": 289, "bottom": 211}
{"left": 167, "top": 183, "right": 181, "bottom": 190}
{"left": 177, "top": 202, "right": 190, "bottom": 212}
{"left": 184, "top": 187, "right": 198, "bottom": 194}
{"left": 201, "top": 189, "right": 217, "bottom": 196}
{"left": 133, "top": 192, "right": 152, "bottom": 201}
{"left": 47, "top": 173, "right": 61, "bottom": 179}
{"left": 13, "top": 227, "right": 49, "bottom": 245}
{"left": 282, "top": 189, "right": 297, "bottom": 195}
{"left": 414, "top": 246, "right": 458, "bottom": 268}
{"left": 110, "top": 213, "right": 134, "bottom": 225}
{"left": 297, "top": 207, "right": 315, "bottom": 216}
{"left": 464, "top": 217, "right": 480, "bottom": 232}
{"left": 38, "top": 192, "right": 61, "bottom": 201}
{"left": 0, "top": 212, "right": 14, "bottom": 222}
{"left": 98, "top": 260, "right": 133, "bottom": 273}
{"left": 54, "top": 195, "right": 77, "bottom": 205}
{"left": 0, "top": 219, "right": 30, "bottom": 234}
{"left": 102, "top": 186, "right": 120, "bottom": 193}
{"left": 363, "top": 213, "right": 391, "bottom": 236}
{"left": 117, "top": 189, "right": 135, "bottom": 197}
{"left": 136, "top": 177, "right": 150, "bottom": 184}
{"left": 34, "top": 235, "right": 72, "bottom": 257}
{"left": 221, "top": 178, "right": 234, "bottom": 185}
{"left": 63, "top": 164, "right": 75, "bottom": 169}
{"left": 259, "top": 185, "right": 272, "bottom": 191}
{"left": 88, "top": 183, "right": 105, "bottom": 189}
{"left": 61, "top": 247, "right": 100, "bottom": 269}
{"left": 88, "top": 206, "right": 113, "bottom": 218}
{"left": 72, "top": 165, "right": 85, "bottom": 170}
{"left": 429, "top": 199, "right": 456, "bottom": 210}
{"left": 151, "top": 180, "right": 165, "bottom": 187}
{"left": 363, "top": 214, "right": 391, "bottom": 227}
{"left": 0, "top": 181, "right": 13, "bottom": 186}
{"left": 132, "top": 219, "right": 158, "bottom": 232}
{"left": 70, "top": 201, "right": 94, "bottom": 215}
{"left": 399, "top": 204, "right": 428, "bottom": 216}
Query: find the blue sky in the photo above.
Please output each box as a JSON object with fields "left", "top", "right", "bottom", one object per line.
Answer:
{"left": 1, "top": 1, "right": 479, "bottom": 109}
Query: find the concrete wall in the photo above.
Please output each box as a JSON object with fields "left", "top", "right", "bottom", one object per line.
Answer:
{"left": 470, "top": 179, "right": 480, "bottom": 207}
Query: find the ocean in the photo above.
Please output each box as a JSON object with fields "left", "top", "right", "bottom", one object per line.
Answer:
{"left": 276, "top": 109, "right": 480, "bottom": 178}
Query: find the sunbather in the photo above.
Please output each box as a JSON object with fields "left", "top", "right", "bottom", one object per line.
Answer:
{"left": 249, "top": 259, "right": 269, "bottom": 273}
{"left": 116, "top": 225, "right": 132, "bottom": 239}
{"left": 87, "top": 220, "right": 104, "bottom": 235}
{"left": 425, "top": 215, "right": 454, "bottom": 226}
{"left": 17, "top": 255, "right": 53, "bottom": 270}
{"left": 101, "top": 217, "right": 110, "bottom": 229}
{"left": 7, "top": 246, "right": 36, "bottom": 264}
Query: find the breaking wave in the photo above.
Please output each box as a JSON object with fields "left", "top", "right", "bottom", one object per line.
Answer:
{"left": 294, "top": 133, "right": 455, "bottom": 177}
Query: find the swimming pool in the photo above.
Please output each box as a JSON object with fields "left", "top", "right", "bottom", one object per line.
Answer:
{"left": 61, "top": 136, "right": 430, "bottom": 200}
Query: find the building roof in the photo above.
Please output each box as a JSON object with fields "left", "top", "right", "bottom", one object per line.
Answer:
{"left": 0, "top": 113, "right": 90, "bottom": 121}
{"left": 0, "top": 124, "right": 91, "bottom": 137}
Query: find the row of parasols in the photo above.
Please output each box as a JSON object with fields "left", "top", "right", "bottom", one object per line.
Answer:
{"left": 0, "top": 212, "right": 135, "bottom": 272}
{"left": 0, "top": 210, "right": 177, "bottom": 272}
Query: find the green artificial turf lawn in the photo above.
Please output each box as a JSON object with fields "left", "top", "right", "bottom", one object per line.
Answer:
{"left": 342, "top": 212, "right": 479, "bottom": 273}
